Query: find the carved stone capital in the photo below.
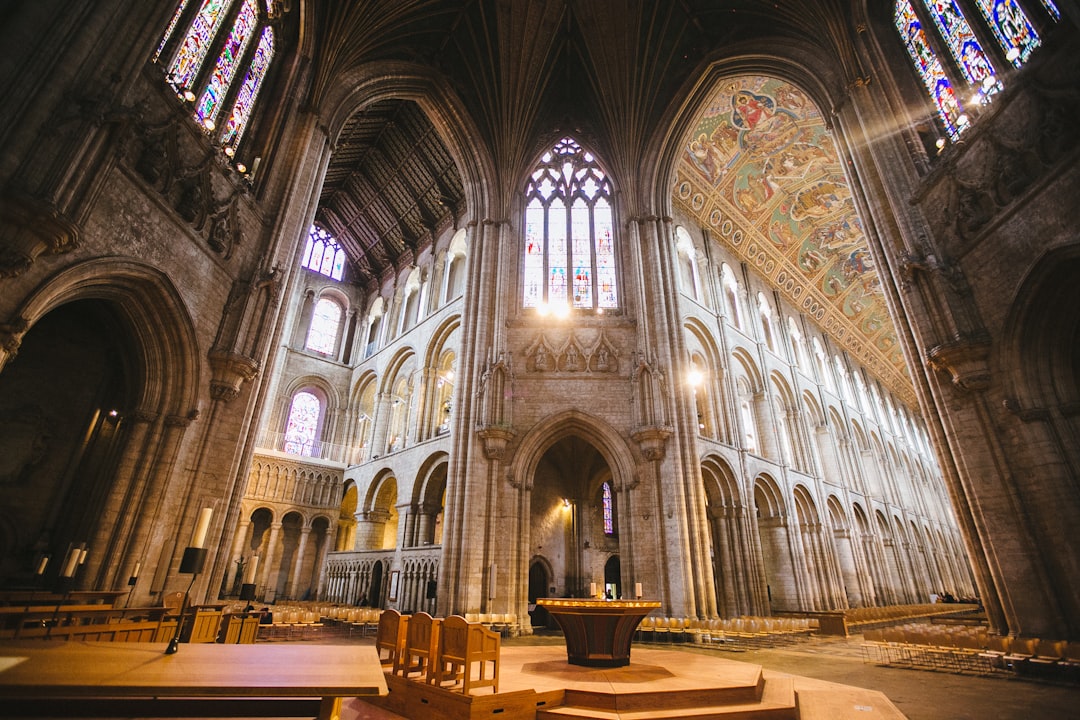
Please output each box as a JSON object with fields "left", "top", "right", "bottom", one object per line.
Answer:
{"left": 0, "top": 195, "right": 80, "bottom": 278}
{"left": 478, "top": 425, "right": 515, "bottom": 460}
{"left": 631, "top": 425, "right": 673, "bottom": 461}
{"left": 208, "top": 349, "right": 259, "bottom": 402}
{"left": 926, "top": 335, "right": 991, "bottom": 392}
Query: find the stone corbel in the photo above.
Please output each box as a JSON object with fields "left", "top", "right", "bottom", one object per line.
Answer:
{"left": 477, "top": 424, "right": 515, "bottom": 460}
{"left": 631, "top": 425, "right": 673, "bottom": 462}
{"left": 926, "top": 335, "right": 991, "bottom": 392}
{"left": 208, "top": 349, "right": 260, "bottom": 402}
{"left": 0, "top": 195, "right": 80, "bottom": 278}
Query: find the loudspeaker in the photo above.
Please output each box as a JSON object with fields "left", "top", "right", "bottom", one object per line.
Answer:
{"left": 426, "top": 580, "right": 437, "bottom": 599}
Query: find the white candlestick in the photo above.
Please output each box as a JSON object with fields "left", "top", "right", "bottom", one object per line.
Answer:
{"left": 191, "top": 507, "right": 213, "bottom": 548}
{"left": 243, "top": 556, "right": 259, "bottom": 584}
{"left": 35, "top": 556, "right": 49, "bottom": 575}
{"left": 589, "top": 582, "right": 597, "bottom": 598}
{"left": 635, "top": 582, "right": 643, "bottom": 598}
{"left": 77, "top": 547, "right": 88, "bottom": 565}
{"left": 131, "top": 561, "right": 141, "bottom": 579}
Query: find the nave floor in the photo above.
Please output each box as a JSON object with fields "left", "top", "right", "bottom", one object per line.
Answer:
{"left": 341, "top": 633, "right": 1080, "bottom": 720}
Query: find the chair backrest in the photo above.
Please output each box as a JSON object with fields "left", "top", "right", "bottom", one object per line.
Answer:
{"left": 401, "top": 613, "right": 438, "bottom": 677}
{"left": 376, "top": 609, "right": 407, "bottom": 667}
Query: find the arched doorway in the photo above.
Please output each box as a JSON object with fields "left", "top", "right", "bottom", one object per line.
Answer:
{"left": 528, "top": 435, "right": 619, "bottom": 600}
{"left": 0, "top": 300, "right": 134, "bottom": 584}
{"left": 528, "top": 559, "right": 552, "bottom": 629}
{"left": 604, "top": 556, "right": 621, "bottom": 599}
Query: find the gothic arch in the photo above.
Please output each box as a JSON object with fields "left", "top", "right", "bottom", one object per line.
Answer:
{"left": 7, "top": 257, "right": 199, "bottom": 415}
{"left": 316, "top": 60, "right": 494, "bottom": 215}
{"left": 509, "top": 410, "right": 637, "bottom": 492}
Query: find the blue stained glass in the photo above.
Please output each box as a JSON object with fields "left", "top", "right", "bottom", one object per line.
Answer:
{"left": 166, "top": 0, "right": 232, "bottom": 95}
{"left": 195, "top": 0, "right": 258, "bottom": 129}
{"left": 895, "top": 1, "right": 967, "bottom": 139}
{"left": 972, "top": 0, "right": 1041, "bottom": 67}
{"left": 221, "top": 26, "right": 274, "bottom": 150}
{"left": 922, "top": 0, "right": 999, "bottom": 99}
{"left": 602, "top": 482, "right": 614, "bottom": 535}
{"left": 1040, "top": 0, "right": 1061, "bottom": 20}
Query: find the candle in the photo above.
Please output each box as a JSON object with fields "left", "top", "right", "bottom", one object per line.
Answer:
{"left": 35, "top": 556, "right": 49, "bottom": 575}
{"left": 589, "top": 582, "right": 597, "bottom": 598}
{"left": 635, "top": 582, "right": 643, "bottom": 598}
{"left": 191, "top": 507, "right": 213, "bottom": 548}
{"left": 131, "top": 561, "right": 141, "bottom": 579}
{"left": 243, "top": 556, "right": 259, "bottom": 584}
{"left": 77, "top": 547, "right": 88, "bottom": 565}
{"left": 60, "top": 548, "right": 80, "bottom": 578}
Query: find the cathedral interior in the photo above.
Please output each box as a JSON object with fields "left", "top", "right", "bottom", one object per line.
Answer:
{"left": 0, "top": 0, "right": 1078, "bottom": 652}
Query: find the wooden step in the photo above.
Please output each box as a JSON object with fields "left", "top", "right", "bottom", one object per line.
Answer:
{"left": 537, "top": 676, "right": 796, "bottom": 720}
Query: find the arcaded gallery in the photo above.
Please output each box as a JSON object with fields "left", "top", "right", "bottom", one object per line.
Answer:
{"left": 0, "top": 1, "right": 1078, "bottom": 718}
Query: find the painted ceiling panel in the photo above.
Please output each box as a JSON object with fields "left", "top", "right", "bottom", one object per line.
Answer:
{"left": 676, "top": 75, "right": 909, "bottom": 397}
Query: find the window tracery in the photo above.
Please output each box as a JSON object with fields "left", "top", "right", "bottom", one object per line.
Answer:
{"left": 523, "top": 137, "right": 618, "bottom": 313}
{"left": 302, "top": 225, "right": 346, "bottom": 280}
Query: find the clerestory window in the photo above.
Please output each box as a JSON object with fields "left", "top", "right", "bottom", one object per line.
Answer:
{"left": 523, "top": 138, "right": 618, "bottom": 313}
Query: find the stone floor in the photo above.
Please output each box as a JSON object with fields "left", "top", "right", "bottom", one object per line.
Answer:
{"left": 339, "top": 632, "right": 1080, "bottom": 720}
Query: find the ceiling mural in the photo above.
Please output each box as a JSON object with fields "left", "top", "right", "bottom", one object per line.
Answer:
{"left": 675, "top": 75, "right": 912, "bottom": 403}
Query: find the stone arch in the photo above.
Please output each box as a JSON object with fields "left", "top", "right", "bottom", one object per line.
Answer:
{"left": 316, "top": 61, "right": 494, "bottom": 218}
{"left": 0, "top": 258, "right": 200, "bottom": 587}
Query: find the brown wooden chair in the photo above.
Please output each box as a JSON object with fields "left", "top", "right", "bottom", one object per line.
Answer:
{"left": 398, "top": 611, "right": 439, "bottom": 680}
{"left": 375, "top": 609, "right": 409, "bottom": 670}
{"left": 431, "top": 615, "right": 500, "bottom": 694}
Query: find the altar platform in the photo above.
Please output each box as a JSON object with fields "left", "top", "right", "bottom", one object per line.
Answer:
{"left": 360, "top": 644, "right": 907, "bottom": 720}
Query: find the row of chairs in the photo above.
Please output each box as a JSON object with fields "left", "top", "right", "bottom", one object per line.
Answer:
{"left": 377, "top": 610, "right": 500, "bottom": 695}
{"left": 260, "top": 608, "right": 325, "bottom": 640}
{"left": 637, "top": 615, "right": 815, "bottom": 648}
{"left": 844, "top": 603, "right": 979, "bottom": 631}
{"left": 463, "top": 613, "right": 517, "bottom": 637}
{"left": 862, "top": 623, "right": 1080, "bottom": 680}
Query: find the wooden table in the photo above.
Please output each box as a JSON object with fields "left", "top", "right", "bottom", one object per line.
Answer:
{"left": 537, "top": 599, "right": 661, "bottom": 667}
{"left": 0, "top": 640, "right": 387, "bottom": 719}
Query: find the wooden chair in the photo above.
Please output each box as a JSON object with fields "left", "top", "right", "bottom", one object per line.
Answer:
{"left": 398, "top": 611, "right": 439, "bottom": 680}
{"left": 375, "top": 609, "right": 409, "bottom": 670}
{"left": 431, "top": 615, "right": 500, "bottom": 694}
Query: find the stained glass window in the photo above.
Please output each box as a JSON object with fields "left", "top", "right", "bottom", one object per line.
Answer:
{"left": 972, "top": 0, "right": 1041, "bottom": 66}
{"left": 302, "top": 225, "right": 346, "bottom": 280}
{"left": 921, "top": 0, "right": 1000, "bottom": 100}
{"left": 155, "top": 0, "right": 194, "bottom": 62}
{"left": 195, "top": 0, "right": 258, "bottom": 130}
{"left": 158, "top": 0, "right": 278, "bottom": 160}
{"left": 602, "top": 482, "right": 614, "bottom": 535}
{"left": 522, "top": 138, "right": 618, "bottom": 312}
{"left": 895, "top": 1, "right": 967, "bottom": 139}
{"left": 1040, "top": 0, "right": 1061, "bottom": 20}
{"left": 221, "top": 26, "right": 274, "bottom": 152}
{"left": 284, "top": 391, "right": 320, "bottom": 456}
{"left": 164, "top": 0, "right": 233, "bottom": 95}
{"left": 306, "top": 298, "right": 342, "bottom": 355}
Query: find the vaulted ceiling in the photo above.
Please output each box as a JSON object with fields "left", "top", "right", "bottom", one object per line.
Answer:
{"left": 306, "top": 1, "right": 909, "bottom": 399}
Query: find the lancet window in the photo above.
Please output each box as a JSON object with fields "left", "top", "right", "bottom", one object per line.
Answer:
{"left": 284, "top": 390, "right": 320, "bottom": 456}
{"left": 894, "top": 0, "right": 1058, "bottom": 141}
{"left": 156, "top": 0, "right": 278, "bottom": 161}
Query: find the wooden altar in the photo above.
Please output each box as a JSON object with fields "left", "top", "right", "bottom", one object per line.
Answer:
{"left": 536, "top": 599, "right": 660, "bottom": 667}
